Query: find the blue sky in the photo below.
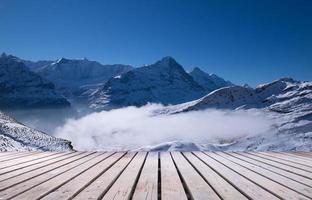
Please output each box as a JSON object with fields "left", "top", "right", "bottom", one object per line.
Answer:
{"left": 0, "top": 0, "right": 311, "bottom": 86}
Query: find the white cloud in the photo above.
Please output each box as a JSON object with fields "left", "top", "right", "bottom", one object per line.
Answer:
{"left": 54, "top": 104, "right": 277, "bottom": 151}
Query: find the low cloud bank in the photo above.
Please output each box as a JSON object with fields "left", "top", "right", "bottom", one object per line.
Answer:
{"left": 54, "top": 104, "right": 277, "bottom": 151}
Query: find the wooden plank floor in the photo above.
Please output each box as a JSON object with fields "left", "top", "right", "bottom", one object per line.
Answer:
{"left": 0, "top": 152, "right": 311, "bottom": 200}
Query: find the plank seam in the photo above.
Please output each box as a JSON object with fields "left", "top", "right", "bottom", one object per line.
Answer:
{"left": 0, "top": 152, "right": 38, "bottom": 162}
{"left": 203, "top": 152, "right": 284, "bottom": 200}
{"left": 0, "top": 152, "right": 73, "bottom": 176}
{"left": 0, "top": 152, "right": 62, "bottom": 170}
{"left": 216, "top": 152, "right": 312, "bottom": 199}
{"left": 247, "top": 152, "right": 312, "bottom": 174}
{"left": 281, "top": 152, "right": 312, "bottom": 162}
{"left": 238, "top": 152, "right": 312, "bottom": 180}
{"left": 0, "top": 152, "right": 93, "bottom": 192}
{"left": 260, "top": 152, "right": 312, "bottom": 168}
{"left": 192, "top": 152, "right": 253, "bottom": 200}
{"left": 36, "top": 152, "right": 116, "bottom": 200}
{"left": 0, "top": 152, "right": 25, "bottom": 159}
{"left": 181, "top": 152, "right": 224, "bottom": 200}
{"left": 230, "top": 152, "right": 312, "bottom": 188}
{"left": 97, "top": 152, "right": 138, "bottom": 200}
{"left": 129, "top": 152, "right": 148, "bottom": 200}
{"left": 0, "top": 152, "right": 21, "bottom": 157}
{"left": 293, "top": 152, "right": 312, "bottom": 158}
{"left": 0, "top": 152, "right": 79, "bottom": 182}
{"left": 158, "top": 152, "right": 161, "bottom": 200}
{"left": 170, "top": 152, "right": 193, "bottom": 200}
{"left": 69, "top": 152, "right": 127, "bottom": 200}
{"left": 5, "top": 152, "right": 100, "bottom": 200}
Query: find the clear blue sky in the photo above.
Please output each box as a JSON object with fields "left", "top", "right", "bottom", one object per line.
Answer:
{"left": 0, "top": 0, "right": 311, "bottom": 86}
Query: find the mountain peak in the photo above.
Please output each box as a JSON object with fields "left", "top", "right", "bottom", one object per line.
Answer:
{"left": 277, "top": 77, "right": 298, "bottom": 83}
{"left": 1, "top": 52, "right": 7, "bottom": 58}
{"left": 157, "top": 56, "right": 179, "bottom": 66}
{"left": 153, "top": 56, "right": 186, "bottom": 73}
{"left": 56, "top": 57, "right": 70, "bottom": 64}
{"left": 161, "top": 56, "right": 176, "bottom": 62}
{"left": 0, "top": 53, "right": 20, "bottom": 62}
{"left": 190, "top": 67, "right": 206, "bottom": 74}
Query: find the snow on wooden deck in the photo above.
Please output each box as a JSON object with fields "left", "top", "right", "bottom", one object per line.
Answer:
{"left": 0, "top": 151, "right": 311, "bottom": 200}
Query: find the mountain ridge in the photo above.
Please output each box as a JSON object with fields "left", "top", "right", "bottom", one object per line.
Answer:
{"left": 0, "top": 53, "right": 70, "bottom": 109}
{"left": 154, "top": 77, "right": 312, "bottom": 151}
{"left": 89, "top": 56, "right": 209, "bottom": 109}
{"left": 189, "top": 67, "right": 234, "bottom": 92}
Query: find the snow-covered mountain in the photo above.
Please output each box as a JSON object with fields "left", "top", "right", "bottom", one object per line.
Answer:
{"left": 89, "top": 57, "right": 211, "bottom": 109}
{"left": 0, "top": 111, "right": 73, "bottom": 151}
{"left": 166, "top": 78, "right": 310, "bottom": 112}
{"left": 156, "top": 78, "right": 312, "bottom": 151}
{"left": 0, "top": 53, "right": 70, "bottom": 109}
{"left": 22, "top": 59, "right": 54, "bottom": 71}
{"left": 189, "top": 67, "right": 234, "bottom": 92}
{"left": 36, "top": 57, "right": 133, "bottom": 98}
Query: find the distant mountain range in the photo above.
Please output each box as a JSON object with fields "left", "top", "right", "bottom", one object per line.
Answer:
{"left": 0, "top": 53, "right": 233, "bottom": 109}
{"left": 0, "top": 52, "right": 311, "bottom": 152}
{"left": 89, "top": 56, "right": 233, "bottom": 109}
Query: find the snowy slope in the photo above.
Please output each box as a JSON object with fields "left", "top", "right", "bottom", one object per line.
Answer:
{"left": 0, "top": 53, "right": 70, "bottom": 109}
{"left": 162, "top": 78, "right": 308, "bottom": 112}
{"left": 0, "top": 111, "right": 73, "bottom": 151}
{"left": 37, "top": 57, "right": 133, "bottom": 98}
{"left": 155, "top": 78, "right": 312, "bottom": 151}
{"left": 89, "top": 57, "right": 207, "bottom": 109}
{"left": 189, "top": 67, "right": 234, "bottom": 92}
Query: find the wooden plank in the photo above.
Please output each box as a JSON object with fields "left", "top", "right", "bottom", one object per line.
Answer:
{"left": 0, "top": 152, "right": 30, "bottom": 159}
{"left": 250, "top": 152, "right": 312, "bottom": 173}
{"left": 0, "top": 152, "right": 90, "bottom": 190}
{"left": 0, "top": 152, "right": 80, "bottom": 182}
{"left": 171, "top": 152, "right": 220, "bottom": 200}
{"left": 102, "top": 152, "right": 147, "bottom": 200}
{"left": 293, "top": 152, "right": 312, "bottom": 158}
{"left": 0, "top": 151, "right": 310, "bottom": 199}
{"left": 183, "top": 152, "right": 248, "bottom": 200}
{"left": 261, "top": 152, "right": 312, "bottom": 167}
{"left": 194, "top": 152, "right": 279, "bottom": 200}
{"left": 14, "top": 152, "right": 114, "bottom": 200}
{"left": 41, "top": 152, "right": 124, "bottom": 200}
{"left": 207, "top": 152, "right": 309, "bottom": 200}
{"left": 291, "top": 151, "right": 312, "bottom": 158}
{"left": 217, "top": 152, "right": 312, "bottom": 198}
{"left": 160, "top": 152, "right": 187, "bottom": 200}
{"left": 0, "top": 152, "right": 100, "bottom": 199}
{"left": 230, "top": 152, "right": 312, "bottom": 187}
{"left": 0, "top": 152, "right": 63, "bottom": 171}
{"left": 283, "top": 152, "right": 312, "bottom": 161}
{"left": 132, "top": 152, "right": 158, "bottom": 200}
{"left": 0, "top": 151, "right": 37, "bottom": 162}
{"left": 73, "top": 152, "right": 136, "bottom": 200}
{"left": 0, "top": 152, "right": 72, "bottom": 175}
{"left": 0, "top": 151, "right": 23, "bottom": 158}
{"left": 240, "top": 152, "right": 312, "bottom": 179}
